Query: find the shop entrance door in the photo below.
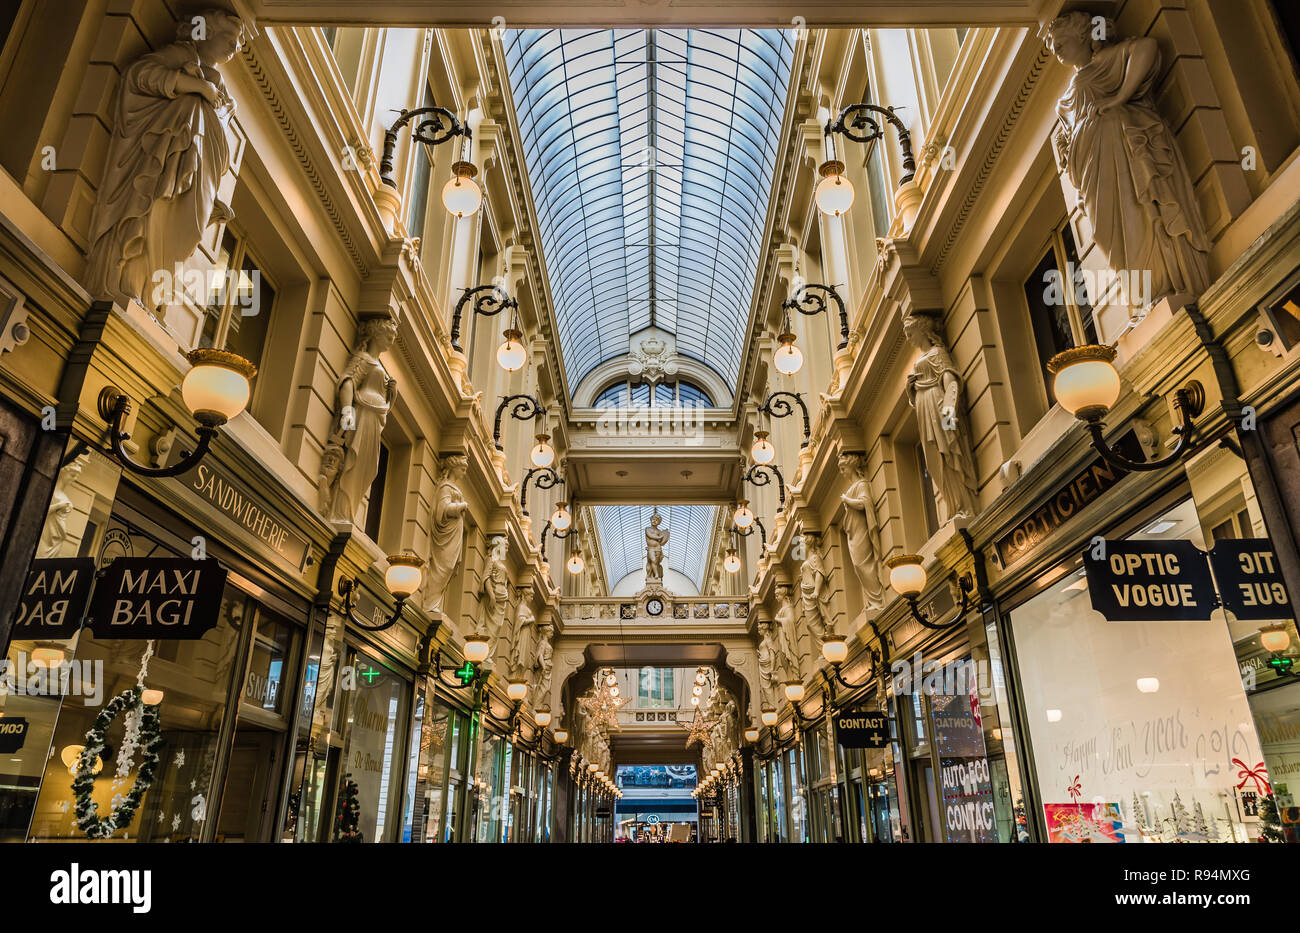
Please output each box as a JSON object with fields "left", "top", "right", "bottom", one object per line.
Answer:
{"left": 216, "top": 727, "right": 282, "bottom": 841}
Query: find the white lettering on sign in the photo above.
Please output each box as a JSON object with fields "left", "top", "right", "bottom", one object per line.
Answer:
{"left": 1108, "top": 552, "right": 1181, "bottom": 576}
{"left": 1111, "top": 583, "right": 1199, "bottom": 608}
{"left": 110, "top": 598, "right": 196, "bottom": 627}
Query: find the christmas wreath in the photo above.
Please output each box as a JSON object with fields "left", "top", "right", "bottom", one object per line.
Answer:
{"left": 72, "top": 686, "right": 164, "bottom": 839}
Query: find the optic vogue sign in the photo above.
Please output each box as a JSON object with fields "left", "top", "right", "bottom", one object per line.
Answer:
{"left": 1083, "top": 540, "right": 1218, "bottom": 622}
{"left": 1208, "top": 539, "right": 1293, "bottom": 621}
{"left": 89, "top": 558, "right": 228, "bottom": 638}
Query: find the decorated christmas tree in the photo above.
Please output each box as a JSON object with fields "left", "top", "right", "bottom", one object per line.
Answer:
{"left": 1130, "top": 793, "right": 1148, "bottom": 834}
{"left": 1259, "top": 794, "right": 1286, "bottom": 843}
{"left": 334, "top": 774, "right": 363, "bottom": 843}
{"left": 1192, "top": 801, "right": 1209, "bottom": 840}
{"left": 1172, "top": 791, "right": 1194, "bottom": 839}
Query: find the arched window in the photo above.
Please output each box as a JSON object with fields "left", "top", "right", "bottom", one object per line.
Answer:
{"left": 592, "top": 379, "right": 714, "bottom": 408}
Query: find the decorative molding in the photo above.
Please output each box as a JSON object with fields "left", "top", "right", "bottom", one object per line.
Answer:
{"left": 239, "top": 44, "right": 369, "bottom": 277}
{"left": 930, "top": 46, "right": 1050, "bottom": 274}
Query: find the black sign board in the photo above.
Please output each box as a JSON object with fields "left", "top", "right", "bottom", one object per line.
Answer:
{"left": 834, "top": 709, "right": 891, "bottom": 749}
{"left": 699, "top": 795, "right": 720, "bottom": 809}
{"left": 11, "top": 558, "right": 95, "bottom": 638}
{"left": 0, "top": 717, "right": 28, "bottom": 754}
{"left": 1084, "top": 539, "right": 1218, "bottom": 622}
{"left": 1209, "top": 539, "right": 1294, "bottom": 621}
{"left": 995, "top": 431, "right": 1143, "bottom": 566}
{"left": 595, "top": 806, "right": 611, "bottom": 819}
{"left": 89, "top": 558, "right": 227, "bottom": 639}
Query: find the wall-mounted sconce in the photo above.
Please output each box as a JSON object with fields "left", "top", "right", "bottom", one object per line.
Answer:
{"left": 758, "top": 390, "right": 811, "bottom": 447}
{"left": 336, "top": 554, "right": 424, "bottom": 632}
{"left": 448, "top": 284, "right": 519, "bottom": 357}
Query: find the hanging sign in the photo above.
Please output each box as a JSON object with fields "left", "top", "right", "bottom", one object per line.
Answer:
{"left": 834, "top": 709, "right": 891, "bottom": 749}
{"left": 11, "top": 558, "right": 96, "bottom": 638}
{"left": 1083, "top": 540, "right": 1218, "bottom": 622}
{"left": 88, "top": 558, "right": 227, "bottom": 639}
{"left": 1208, "top": 539, "right": 1294, "bottom": 621}
{"left": 0, "top": 717, "right": 29, "bottom": 753}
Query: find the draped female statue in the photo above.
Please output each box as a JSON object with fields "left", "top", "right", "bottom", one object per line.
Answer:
{"left": 904, "top": 312, "right": 979, "bottom": 522}
{"left": 837, "top": 452, "right": 886, "bottom": 609}
{"left": 319, "top": 316, "right": 398, "bottom": 525}
{"left": 1044, "top": 11, "right": 1210, "bottom": 306}
{"left": 422, "top": 455, "right": 470, "bottom": 614}
{"left": 85, "top": 10, "right": 246, "bottom": 308}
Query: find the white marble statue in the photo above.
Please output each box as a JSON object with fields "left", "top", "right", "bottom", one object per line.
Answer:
{"left": 837, "top": 452, "right": 886, "bottom": 609}
{"left": 644, "top": 509, "right": 669, "bottom": 584}
{"left": 904, "top": 312, "right": 979, "bottom": 522}
{"left": 508, "top": 592, "right": 537, "bottom": 678}
{"left": 421, "top": 454, "right": 470, "bottom": 614}
{"left": 39, "top": 457, "right": 86, "bottom": 559}
{"left": 756, "top": 620, "right": 782, "bottom": 708}
{"left": 84, "top": 10, "right": 246, "bottom": 309}
{"left": 481, "top": 539, "right": 510, "bottom": 648}
{"left": 319, "top": 316, "right": 398, "bottom": 525}
{"left": 772, "top": 586, "right": 801, "bottom": 678}
{"left": 1044, "top": 11, "right": 1210, "bottom": 307}
{"left": 798, "top": 533, "right": 834, "bottom": 643}
{"left": 532, "top": 618, "right": 554, "bottom": 707}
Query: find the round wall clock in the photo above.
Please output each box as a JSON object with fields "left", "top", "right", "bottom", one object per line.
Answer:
{"left": 646, "top": 597, "right": 664, "bottom": 616}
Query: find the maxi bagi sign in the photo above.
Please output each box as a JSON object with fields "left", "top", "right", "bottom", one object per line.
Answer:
{"left": 89, "top": 558, "right": 228, "bottom": 638}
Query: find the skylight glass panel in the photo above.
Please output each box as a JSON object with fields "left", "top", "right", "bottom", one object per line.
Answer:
{"left": 592, "top": 505, "right": 718, "bottom": 591}
{"left": 505, "top": 28, "right": 793, "bottom": 396}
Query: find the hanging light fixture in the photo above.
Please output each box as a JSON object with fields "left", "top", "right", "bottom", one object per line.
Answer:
{"left": 692, "top": 684, "right": 703, "bottom": 697}
{"left": 442, "top": 160, "right": 482, "bottom": 218}
{"left": 815, "top": 159, "right": 855, "bottom": 216}
{"left": 496, "top": 327, "right": 528, "bottom": 372}
{"left": 383, "top": 555, "right": 425, "bottom": 600}
{"left": 783, "top": 680, "right": 806, "bottom": 703}
{"left": 1260, "top": 624, "right": 1292, "bottom": 654}
{"left": 534, "top": 710, "right": 552, "bottom": 728}
{"left": 506, "top": 680, "right": 529, "bottom": 702}
{"left": 529, "top": 433, "right": 556, "bottom": 469}
{"left": 744, "top": 727, "right": 760, "bottom": 743}
{"left": 723, "top": 548, "right": 742, "bottom": 574}
{"left": 750, "top": 430, "right": 776, "bottom": 465}
{"left": 732, "top": 500, "right": 755, "bottom": 530}
{"left": 886, "top": 554, "right": 927, "bottom": 598}
{"left": 821, "top": 637, "right": 849, "bottom": 665}
{"left": 550, "top": 500, "right": 572, "bottom": 531}
{"left": 553, "top": 730, "right": 568, "bottom": 744}
{"left": 605, "top": 671, "right": 617, "bottom": 686}
{"left": 463, "top": 636, "right": 491, "bottom": 663}
{"left": 695, "top": 669, "right": 707, "bottom": 685}
{"left": 761, "top": 709, "right": 778, "bottom": 727}
{"left": 773, "top": 330, "right": 803, "bottom": 376}
{"left": 566, "top": 549, "right": 584, "bottom": 575}
{"left": 691, "top": 695, "right": 700, "bottom": 706}
{"left": 141, "top": 688, "right": 165, "bottom": 706}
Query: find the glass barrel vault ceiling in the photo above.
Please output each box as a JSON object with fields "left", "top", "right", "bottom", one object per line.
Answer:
{"left": 591, "top": 505, "right": 716, "bottom": 592}
{"left": 503, "top": 27, "right": 795, "bottom": 393}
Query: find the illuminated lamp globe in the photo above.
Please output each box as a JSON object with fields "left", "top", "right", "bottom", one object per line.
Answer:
{"left": 566, "top": 550, "right": 585, "bottom": 575}
{"left": 692, "top": 684, "right": 703, "bottom": 697}
{"left": 384, "top": 554, "right": 424, "bottom": 598}
{"left": 1135, "top": 677, "right": 1160, "bottom": 694}
{"left": 534, "top": 710, "right": 552, "bottom": 728}
{"left": 61, "top": 745, "right": 103, "bottom": 776}
{"left": 723, "top": 548, "right": 742, "bottom": 574}
{"left": 496, "top": 329, "right": 527, "bottom": 373}
{"left": 463, "top": 637, "right": 491, "bottom": 664}
{"left": 181, "top": 349, "right": 256, "bottom": 426}
{"left": 743, "top": 727, "right": 760, "bottom": 743}
{"left": 550, "top": 501, "right": 572, "bottom": 531}
{"left": 1046, "top": 344, "right": 1122, "bottom": 420}
{"left": 588, "top": 763, "right": 599, "bottom": 773}
{"left": 750, "top": 430, "right": 776, "bottom": 465}
{"left": 553, "top": 730, "right": 568, "bottom": 744}
{"left": 695, "top": 670, "right": 707, "bottom": 685}
{"left": 529, "top": 434, "right": 556, "bottom": 469}
{"left": 141, "top": 688, "right": 165, "bottom": 706}
{"left": 886, "top": 554, "right": 927, "bottom": 598}
{"left": 691, "top": 696, "right": 700, "bottom": 706}
{"left": 506, "top": 681, "right": 529, "bottom": 702}
{"left": 1260, "top": 624, "right": 1292, "bottom": 654}
{"left": 606, "top": 672, "right": 617, "bottom": 686}
{"left": 821, "top": 637, "right": 849, "bottom": 665}
{"left": 773, "top": 332, "right": 803, "bottom": 376}
{"left": 609, "top": 684, "right": 620, "bottom": 698}
{"left": 761, "top": 709, "right": 778, "bottom": 727}
{"left": 30, "top": 647, "right": 65, "bottom": 667}
{"left": 783, "top": 681, "right": 806, "bottom": 703}
{"left": 815, "top": 160, "right": 855, "bottom": 216}
{"left": 733, "top": 500, "right": 755, "bottom": 530}
{"left": 442, "top": 161, "right": 482, "bottom": 218}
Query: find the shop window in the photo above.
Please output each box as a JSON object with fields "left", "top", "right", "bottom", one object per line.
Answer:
{"left": 1022, "top": 221, "right": 1097, "bottom": 403}
{"left": 1007, "top": 497, "right": 1274, "bottom": 842}
{"left": 200, "top": 227, "right": 277, "bottom": 380}
{"left": 412, "top": 686, "right": 450, "bottom": 843}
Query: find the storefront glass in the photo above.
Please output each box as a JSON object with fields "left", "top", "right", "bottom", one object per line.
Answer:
{"left": 412, "top": 686, "right": 452, "bottom": 842}
{"left": 1009, "top": 496, "right": 1269, "bottom": 842}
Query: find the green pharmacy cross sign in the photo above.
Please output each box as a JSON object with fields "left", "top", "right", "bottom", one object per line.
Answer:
{"left": 360, "top": 666, "right": 382, "bottom": 684}
{"left": 455, "top": 661, "right": 477, "bottom": 685}
{"left": 1269, "top": 655, "right": 1295, "bottom": 676}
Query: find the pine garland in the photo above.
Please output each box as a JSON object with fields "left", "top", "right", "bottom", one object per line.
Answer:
{"left": 334, "top": 774, "right": 363, "bottom": 843}
{"left": 72, "top": 686, "right": 164, "bottom": 839}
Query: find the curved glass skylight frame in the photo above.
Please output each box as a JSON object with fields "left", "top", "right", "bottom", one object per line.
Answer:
{"left": 592, "top": 505, "right": 718, "bottom": 592}
{"left": 504, "top": 28, "right": 793, "bottom": 394}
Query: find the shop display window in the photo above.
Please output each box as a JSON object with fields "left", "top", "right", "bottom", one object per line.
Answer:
{"left": 1009, "top": 497, "right": 1269, "bottom": 842}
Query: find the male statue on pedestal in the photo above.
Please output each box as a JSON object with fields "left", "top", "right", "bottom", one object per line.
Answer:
{"left": 644, "top": 508, "right": 669, "bottom": 585}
